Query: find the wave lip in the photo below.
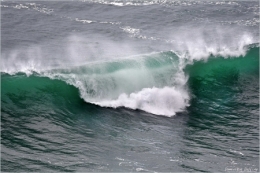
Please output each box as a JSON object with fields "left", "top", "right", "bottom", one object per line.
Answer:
{"left": 37, "top": 51, "right": 189, "bottom": 117}
{"left": 93, "top": 86, "right": 190, "bottom": 117}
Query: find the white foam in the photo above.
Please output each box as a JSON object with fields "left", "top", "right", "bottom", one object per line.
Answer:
{"left": 85, "top": 0, "right": 241, "bottom": 7}
{"left": 13, "top": 4, "right": 29, "bottom": 9}
{"left": 86, "top": 0, "right": 156, "bottom": 6}
{"left": 93, "top": 86, "right": 189, "bottom": 117}
{"left": 120, "top": 26, "right": 140, "bottom": 35}
{"left": 8, "top": 2, "right": 54, "bottom": 15}
{"left": 75, "top": 18, "right": 96, "bottom": 24}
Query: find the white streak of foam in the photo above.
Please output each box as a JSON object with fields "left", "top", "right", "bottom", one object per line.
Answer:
{"left": 120, "top": 26, "right": 140, "bottom": 35}
{"left": 75, "top": 18, "right": 96, "bottom": 24}
{"left": 13, "top": 4, "right": 29, "bottom": 9}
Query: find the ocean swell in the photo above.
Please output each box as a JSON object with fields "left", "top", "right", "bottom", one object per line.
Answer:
{"left": 1, "top": 32, "right": 258, "bottom": 116}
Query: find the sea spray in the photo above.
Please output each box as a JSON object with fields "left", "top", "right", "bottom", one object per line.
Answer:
{"left": 170, "top": 27, "right": 255, "bottom": 62}
{"left": 1, "top": 30, "right": 257, "bottom": 116}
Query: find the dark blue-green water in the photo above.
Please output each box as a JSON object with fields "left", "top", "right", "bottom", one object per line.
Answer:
{"left": 1, "top": 1, "right": 259, "bottom": 172}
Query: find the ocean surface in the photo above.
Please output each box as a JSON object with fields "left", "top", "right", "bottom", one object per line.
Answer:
{"left": 1, "top": 0, "right": 259, "bottom": 172}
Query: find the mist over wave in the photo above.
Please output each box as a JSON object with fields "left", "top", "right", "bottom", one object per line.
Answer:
{"left": 1, "top": 17, "right": 258, "bottom": 116}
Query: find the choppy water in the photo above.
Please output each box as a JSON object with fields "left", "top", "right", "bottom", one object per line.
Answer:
{"left": 1, "top": 0, "right": 259, "bottom": 172}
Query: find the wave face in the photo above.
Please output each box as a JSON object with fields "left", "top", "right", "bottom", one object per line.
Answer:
{"left": 2, "top": 44, "right": 258, "bottom": 116}
{"left": 1, "top": 0, "right": 258, "bottom": 117}
{"left": 2, "top": 51, "right": 189, "bottom": 116}
{"left": 187, "top": 45, "right": 259, "bottom": 113}
{"left": 42, "top": 52, "right": 190, "bottom": 116}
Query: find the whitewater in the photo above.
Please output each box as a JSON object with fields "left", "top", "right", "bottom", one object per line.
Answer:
{"left": 1, "top": 31, "right": 256, "bottom": 116}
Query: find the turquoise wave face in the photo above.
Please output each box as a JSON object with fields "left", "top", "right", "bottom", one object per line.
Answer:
{"left": 185, "top": 45, "right": 259, "bottom": 79}
{"left": 2, "top": 45, "right": 259, "bottom": 116}
{"left": 2, "top": 51, "right": 189, "bottom": 116}
{"left": 37, "top": 51, "right": 189, "bottom": 116}
{"left": 186, "top": 45, "right": 259, "bottom": 108}
{"left": 183, "top": 46, "right": 259, "bottom": 163}
{"left": 1, "top": 74, "right": 83, "bottom": 117}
